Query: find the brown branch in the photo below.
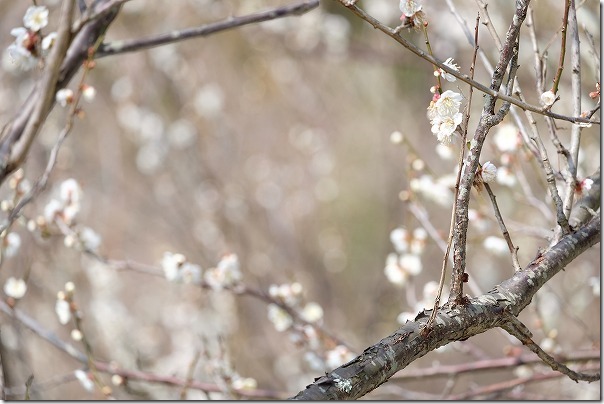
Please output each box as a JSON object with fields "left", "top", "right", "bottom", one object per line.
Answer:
{"left": 551, "top": 0, "right": 571, "bottom": 93}
{"left": 501, "top": 315, "right": 599, "bottom": 382}
{"left": 484, "top": 183, "right": 522, "bottom": 271}
{"left": 96, "top": 0, "right": 320, "bottom": 58}
{"left": 391, "top": 349, "right": 600, "bottom": 380}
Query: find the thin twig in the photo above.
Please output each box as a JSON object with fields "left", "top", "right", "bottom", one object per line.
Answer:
{"left": 550, "top": 0, "right": 571, "bottom": 94}
{"left": 501, "top": 314, "right": 600, "bottom": 382}
{"left": 425, "top": 13, "right": 480, "bottom": 332}
{"left": 483, "top": 183, "right": 522, "bottom": 271}
{"left": 96, "top": 0, "right": 320, "bottom": 58}
{"left": 392, "top": 349, "right": 600, "bottom": 380}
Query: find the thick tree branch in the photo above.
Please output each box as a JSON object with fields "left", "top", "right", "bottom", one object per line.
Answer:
{"left": 291, "top": 215, "right": 600, "bottom": 399}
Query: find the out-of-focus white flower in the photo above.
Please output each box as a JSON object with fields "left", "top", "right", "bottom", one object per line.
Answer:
{"left": 496, "top": 166, "right": 516, "bottom": 187}
{"left": 389, "top": 228, "right": 409, "bottom": 253}
{"left": 267, "top": 303, "right": 293, "bottom": 332}
{"left": 4, "top": 277, "right": 27, "bottom": 299}
{"left": 399, "top": 0, "right": 422, "bottom": 17}
{"left": 410, "top": 174, "right": 454, "bottom": 207}
{"left": 56, "top": 88, "right": 74, "bottom": 107}
{"left": 483, "top": 236, "right": 508, "bottom": 256}
{"left": 232, "top": 377, "right": 257, "bottom": 390}
{"left": 389, "top": 131, "right": 404, "bottom": 144}
{"left": 44, "top": 199, "right": 63, "bottom": 223}
{"left": 422, "top": 281, "right": 440, "bottom": 301}
{"left": 435, "top": 143, "right": 454, "bottom": 160}
{"left": 588, "top": 277, "right": 600, "bottom": 297}
{"left": 74, "top": 369, "right": 94, "bottom": 392}
{"left": 4, "top": 233, "right": 21, "bottom": 258}
{"left": 493, "top": 123, "right": 519, "bottom": 152}
{"left": 400, "top": 253, "right": 422, "bottom": 276}
{"left": 540, "top": 337, "right": 556, "bottom": 353}
{"left": 384, "top": 253, "right": 408, "bottom": 287}
{"left": 41, "top": 32, "right": 57, "bottom": 55}
{"left": 55, "top": 297, "right": 71, "bottom": 324}
{"left": 325, "top": 345, "right": 355, "bottom": 369}
{"left": 396, "top": 311, "right": 415, "bottom": 324}
{"left": 82, "top": 85, "right": 96, "bottom": 102}
{"left": 7, "top": 43, "right": 37, "bottom": 71}
{"left": 301, "top": 302, "right": 324, "bottom": 323}
{"left": 204, "top": 253, "right": 242, "bottom": 290}
{"left": 514, "top": 365, "right": 534, "bottom": 379}
{"left": 269, "top": 282, "right": 303, "bottom": 306}
{"left": 60, "top": 179, "right": 81, "bottom": 204}
{"left": 540, "top": 90, "right": 556, "bottom": 106}
{"left": 181, "top": 262, "right": 202, "bottom": 285}
{"left": 481, "top": 161, "right": 497, "bottom": 183}
{"left": 71, "top": 329, "right": 83, "bottom": 341}
{"left": 78, "top": 227, "right": 101, "bottom": 252}
{"left": 10, "top": 27, "right": 30, "bottom": 44}
{"left": 438, "top": 58, "right": 460, "bottom": 82}
{"left": 23, "top": 6, "right": 49, "bottom": 32}
{"left": 161, "top": 252, "right": 186, "bottom": 282}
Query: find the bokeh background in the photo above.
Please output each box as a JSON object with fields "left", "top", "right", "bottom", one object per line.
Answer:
{"left": 0, "top": 0, "right": 600, "bottom": 399}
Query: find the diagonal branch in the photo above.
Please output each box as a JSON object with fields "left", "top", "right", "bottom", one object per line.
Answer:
{"left": 291, "top": 215, "right": 600, "bottom": 399}
{"left": 96, "top": 0, "right": 320, "bottom": 58}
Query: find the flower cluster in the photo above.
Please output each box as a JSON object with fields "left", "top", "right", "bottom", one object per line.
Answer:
{"left": 204, "top": 253, "right": 242, "bottom": 290}
{"left": 427, "top": 90, "right": 463, "bottom": 144}
{"left": 161, "top": 252, "right": 202, "bottom": 284}
{"left": 4, "top": 277, "right": 27, "bottom": 300}
{"left": 399, "top": 0, "right": 426, "bottom": 30}
{"left": 6, "top": 5, "right": 56, "bottom": 71}
{"left": 267, "top": 282, "right": 324, "bottom": 332}
{"left": 384, "top": 227, "right": 427, "bottom": 287}
{"left": 32, "top": 178, "right": 102, "bottom": 252}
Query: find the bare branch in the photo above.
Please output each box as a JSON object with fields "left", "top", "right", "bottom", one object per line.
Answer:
{"left": 96, "top": 0, "right": 320, "bottom": 58}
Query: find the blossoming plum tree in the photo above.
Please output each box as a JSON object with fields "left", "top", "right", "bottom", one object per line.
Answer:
{"left": 0, "top": 0, "right": 599, "bottom": 400}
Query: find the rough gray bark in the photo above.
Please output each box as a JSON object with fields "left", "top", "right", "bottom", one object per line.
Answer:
{"left": 291, "top": 215, "right": 600, "bottom": 400}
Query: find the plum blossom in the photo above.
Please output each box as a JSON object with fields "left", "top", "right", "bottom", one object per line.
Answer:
{"left": 4, "top": 277, "right": 27, "bottom": 299}
{"left": 540, "top": 90, "right": 556, "bottom": 106}
{"left": 23, "top": 6, "right": 49, "bottom": 32}
{"left": 437, "top": 58, "right": 460, "bottom": 82}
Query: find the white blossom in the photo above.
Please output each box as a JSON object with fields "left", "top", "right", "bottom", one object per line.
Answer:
{"left": 56, "top": 88, "right": 74, "bottom": 107}
{"left": 399, "top": 253, "right": 422, "bottom": 276}
{"left": 82, "top": 85, "right": 96, "bottom": 102}
{"left": 267, "top": 304, "right": 293, "bottom": 332}
{"left": 74, "top": 369, "right": 94, "bottom": 392}
{"left": 396, "top": 311, "right": 415, "bottom": 324}
{"left": 7, "top": 43, "right": 37, "bottom": 71}
{"left": 389, "top": 131, "right": 404, "bottom": 144}
{"left": 4, "top": 277, "right": 27, "bottom": 299}
{"left": 438, "top": 58, "right": 460, "bottom": 82}
{"left": 493, "top": 123, "right": 519, "bottom": 152}
{"left": 483, "top": 236, "right": 508, "bottom": 256}
{"left": 232, "top": 377, "right": 257, "bottom": 390}
{"left": 161, "top": 252, "right": 186, "bottom": 282}
{"left": 384, "top": 253, "right": 408, "bottom": 287}
{"left": 540, "top": 90, "right": 556, "bottom": 106}
{"left": 301, "top": 302, "right": 324, "bottom": 323}
{"left": 204, "top": 253, "right": 241, "bottom": 290}
{"left": 4, "top": 232, "right": 21, "bottom": 258}
{"left": 496, "top": 166, "right": 516, "bottom": 187}
{"left": 431, "top": 112, "right": 462, "bottom": 144}
{"left": 399, "top": 0, "right": 422, "bottom": 17}
{"left": 326, "top": 345, "right": 355, "bottom": 369}
{"left": 434, "top": 90, "right": 463, "bottom": 118}
{"left": 23, "top": 6, "right": 49, "bottom": 32}
{"left": 55, "top": 298, "right": 71, "bottom": 324}
{"left": 78, "top": 227, "right": 102, "bottom": 252}
{"left": 41, "top": 32, "right": 57, "bottom": 55}
{"left": 481, "top": 161, "right": 497, "bottom": 183}
{"left": 389, "top": 227, "right": 409, "bottom": 253}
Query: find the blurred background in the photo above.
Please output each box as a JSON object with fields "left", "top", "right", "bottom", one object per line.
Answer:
{"left": 0, "top": 0, "right": 600, "bottom": 399}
